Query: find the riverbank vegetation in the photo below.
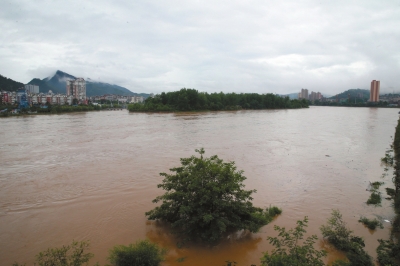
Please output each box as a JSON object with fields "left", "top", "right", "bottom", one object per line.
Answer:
{"left": 145, "top": 148, "right": 282, "bottom": 244}
{"left": 128, "top": 88, "right": 309, "bottom": 112}
{"left": 0, "top": 103, "right": 123, "bottom": 117}
{"left": 311, "top": 100, "right": 392, "bottom": 108}
{"left": 375, "top": 119, "right": 400, "bottom": 265}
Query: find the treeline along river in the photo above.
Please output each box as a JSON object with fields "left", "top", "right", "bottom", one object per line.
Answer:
{"left": 0, "top": 107, "right": 398, "bottom": 265}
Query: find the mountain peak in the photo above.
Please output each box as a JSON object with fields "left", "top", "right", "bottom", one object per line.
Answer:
{"left": 53, "top": 70, "right": 76, "bottom": 80}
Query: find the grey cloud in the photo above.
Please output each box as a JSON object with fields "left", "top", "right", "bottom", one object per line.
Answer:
{"left": 1, "top": 0, "right": 399, "bottom": 95}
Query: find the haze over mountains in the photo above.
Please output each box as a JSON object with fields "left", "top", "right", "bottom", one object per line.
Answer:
{"left": 27, "top": 70, "right": 149, "bottom": 97}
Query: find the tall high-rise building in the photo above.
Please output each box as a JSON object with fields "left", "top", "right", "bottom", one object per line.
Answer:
{"left": 66, "top": 78, "right": 86, "bottom": 103}
{"left": 299, "top": 88, "right": 308, "bottom": 99}
{"left": 370, "top": 80, "right": 380, "bottom": 102}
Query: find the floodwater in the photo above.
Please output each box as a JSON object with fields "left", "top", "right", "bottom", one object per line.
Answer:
{"left": 0, "top": 106, "right": 397, "bottom": 265}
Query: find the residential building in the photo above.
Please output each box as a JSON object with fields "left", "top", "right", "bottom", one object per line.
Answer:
{"left": 66, "top": 78, "right": 86, "bottom": 103}
{"left": 299, "top": 88, "right": 308, "bottom": 99}
{"left": 25, "top": 84, "right": 39, "bottom": 94}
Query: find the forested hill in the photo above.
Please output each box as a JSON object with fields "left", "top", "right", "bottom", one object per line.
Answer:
{"left": 0, "top": 74, "right": 24, "bottom": 91}
{"left": 330, "top": 89, "right": 369, "bottom": 100}
{"left": 28, "top": 78, "right": 59, "bottom": 93}
{"left": 129, "top": 88, "right": 309, "bottom": 112}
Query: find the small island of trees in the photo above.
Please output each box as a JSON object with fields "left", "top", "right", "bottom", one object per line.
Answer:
{"left": 128, "top": 88, "right": 309, "bottom": 112}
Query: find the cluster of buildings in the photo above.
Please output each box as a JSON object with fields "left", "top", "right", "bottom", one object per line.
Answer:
{"left": 297, "top": 80, "right": 385, "bottom": 103}
{"left": 1, "top": 78, "right": 146, "bottom": 107}
{"left": 298, "top": 88, "right": 323, "bottom": 101}
{"left": 88, "top": 94, "right": 145, "bottom": 104}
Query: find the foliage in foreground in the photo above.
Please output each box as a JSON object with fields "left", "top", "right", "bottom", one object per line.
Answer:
{"left": 260, "top": 216, "right": 326, "bottom": 266}
{"left": 376, "top": 239, "right": 400, "bottom": 266}
{"left": 108, "top": 240, "right": 166, "bottom": 266}
{"left": 320, "top": 210, "right": 373, "bottom": 266}
{"left": 145, "top": 148, "right": 281, "bottom": 244}
{"left": 12, "top": 240, "right": 94, "bottom": 266}
{"left": 358, "top": 216, "right": 383, "bottom": 230}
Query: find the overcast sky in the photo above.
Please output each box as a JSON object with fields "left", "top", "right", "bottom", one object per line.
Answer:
{"left": 1, "top": 0, "right": 399, "bottom": 95}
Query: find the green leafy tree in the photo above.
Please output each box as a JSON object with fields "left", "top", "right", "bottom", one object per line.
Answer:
{"left": 108, "top": 240, "right": 166, "bottom": 266}
{"left": 260, "top": 216, "right": 326, "bottom": 266}
{"left": 145, "top": 148, "right": 276, "bottom": 244}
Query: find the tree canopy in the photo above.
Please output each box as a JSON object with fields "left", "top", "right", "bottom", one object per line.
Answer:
{"left": 129, "top": 88, "right": 309, "bottom": 112}
{"left": 145, "top": 148, "right": 279, "bottom": 244}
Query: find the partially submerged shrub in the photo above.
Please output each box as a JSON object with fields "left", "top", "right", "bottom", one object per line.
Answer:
{"left": 371, "top": 181, "right": 384, "bottom": 190}
{"left": 261, "top": 216, "right": 326, "bottom": 266}
{"left": 381, "top": 150, "right": 394, "bottom": 166}
{"left": 320, "top": 210, "right": 373, "bottom": 266}
{"left": 386, "top": 187, "right": 396, "bottom": 198}
{"left": 108, "top": 240, "right": 166, "bottom": 266}
{"left": 366, "top": 192, "right": 381, "bottom": 205}
{"left": 358, "top": 217, "right": 383, "bottom": 230}
{"left": 267, "top": 206, "right": 282, "bottom": 217}
{"left": 262, "top": 205, "right": 282, "bottom": 223}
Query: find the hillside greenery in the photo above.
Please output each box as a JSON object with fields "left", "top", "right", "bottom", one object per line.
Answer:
{"left": 0, "top": 74, "right": 24, "bottom": 92}
{"left": 129, "top": 88, "right": 308, "bottom": 112}
{"left": 28, "top": 78, "right": 60, "bottom": 93}
{"left": 328, "top": 89, "right": 369, "bottom": 101}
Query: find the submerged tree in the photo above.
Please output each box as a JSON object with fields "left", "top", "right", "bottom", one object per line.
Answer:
{"left": 145, "top": 148, "right": 279, "bottom": 244}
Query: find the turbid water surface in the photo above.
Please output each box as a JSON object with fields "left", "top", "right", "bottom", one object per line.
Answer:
{"left": 0, "top": 106, "right": 397, "bottom": 265}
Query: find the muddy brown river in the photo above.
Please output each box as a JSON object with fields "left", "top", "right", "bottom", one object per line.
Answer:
{"left": 0, "top": 106, "right": 398, "bottom": 265}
